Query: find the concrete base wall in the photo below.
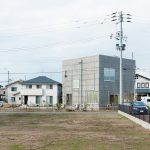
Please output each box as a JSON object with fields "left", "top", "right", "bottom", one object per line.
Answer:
{"left": 118, "top": 110, "right": 150, "bottom": 130}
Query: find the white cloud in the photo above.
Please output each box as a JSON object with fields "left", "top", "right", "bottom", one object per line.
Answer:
{"left": 0, "top": 0, "right": 150, "bottom": 84}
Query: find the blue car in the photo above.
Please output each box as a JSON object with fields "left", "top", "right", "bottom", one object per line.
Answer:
{"left": 130, "top": 101, "right": 149, "bottom": 115}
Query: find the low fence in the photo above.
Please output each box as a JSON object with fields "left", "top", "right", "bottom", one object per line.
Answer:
{"left": 0, "top": 103, "right": 118, "bottom": 112}
{"left": 118, "top": 104, "right": 150, "bottom": 124}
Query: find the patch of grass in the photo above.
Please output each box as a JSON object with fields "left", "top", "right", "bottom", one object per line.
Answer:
{"left": 0, "top": 112, "right": 150, "bottom": 150}
{"left": 9, "top": 144, "right": 25, "bottom": 150}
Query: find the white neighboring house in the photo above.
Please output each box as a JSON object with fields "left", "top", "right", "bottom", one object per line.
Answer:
{"left": 135, "top": 74, "right": 150, "bottom": 100}
{"left": 5, "top": 80, "right": 23, "bottom": 104}
{"left": 21, "top": 76, "right": 62, "bottom": 106}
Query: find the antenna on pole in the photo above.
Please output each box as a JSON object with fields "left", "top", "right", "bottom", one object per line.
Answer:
{"left": 102, "top": 11, "right": 132, "bottom": 104}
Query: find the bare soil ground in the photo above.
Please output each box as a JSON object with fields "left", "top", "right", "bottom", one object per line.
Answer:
{"left": 0, "top": 111, "right": 150, "bottom": 150}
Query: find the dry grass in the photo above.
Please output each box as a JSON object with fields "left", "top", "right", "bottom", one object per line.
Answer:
{"left": 0, "top": 112, "right": 150, "bottom": 150}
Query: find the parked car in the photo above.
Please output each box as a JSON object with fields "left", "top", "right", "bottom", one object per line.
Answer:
{"left": 130, "top": 101, "right": 149, "bottom": 115}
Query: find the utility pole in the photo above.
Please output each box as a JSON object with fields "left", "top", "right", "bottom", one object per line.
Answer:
{"left": 120, "top": 11, "right": 123, "bottom": 105}
{"left": 110, "top": 11, "right": 132, "bottom": 104}
{"left": 79, "top": 60, "right": 83, "bottom": 109}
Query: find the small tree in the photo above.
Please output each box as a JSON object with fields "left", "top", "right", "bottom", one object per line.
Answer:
{"left": 56, "top": 103, "right": 62, "bottom": 110}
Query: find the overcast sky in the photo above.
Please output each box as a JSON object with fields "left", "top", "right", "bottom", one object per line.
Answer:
{"left": 0, "top": 0, "right": 150, "bottom": 84}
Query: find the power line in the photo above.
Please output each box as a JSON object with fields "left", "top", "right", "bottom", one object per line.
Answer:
{"left": 0, "top": 71, "right": 62, "bottom": 75}
{"left": 0, "top": 16, "right": 105, "bottom": 36}
{"left": 0, "top": 35, "right": 108, "bottom": 53}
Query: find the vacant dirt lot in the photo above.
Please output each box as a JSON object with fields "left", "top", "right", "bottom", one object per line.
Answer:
{"left": 0, "top": 111, "right": 150, "bottom": 150}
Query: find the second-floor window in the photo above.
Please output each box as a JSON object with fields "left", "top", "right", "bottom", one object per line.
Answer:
{"left": 137, "top": 83, "right": 140, "bottom": 88}
{"left": 145, "top": 82, "right": 149, "bottom": 88}
{"left": 141, "top": 83, "right": 145, "bottom": 88}
{"left": 137, "top": 82, "right": 149, "bottom": 88}
{"left": 104, "top": 68, "right": 115, "bottom": 81}
{"left": 11, "top": 87, "right": 17, "bottom": 91}
{"left": 46, "top": 84, "right": 53, "bottom": 89}
{"left": 26, "top": 85, "right": 32, "bottom": 89}
{"left": 36, "top": 85, "right": 42, "bottom": 89}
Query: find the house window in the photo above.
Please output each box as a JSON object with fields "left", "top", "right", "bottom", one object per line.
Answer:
{"left": 137, "top": 83, "right": 140, "bottom": 88}
{"left": 11, "top": 97, "right": 15, "bottom": 102}
{"left": 73, "top": 80, "right": 80, "bottom": 89}
{"left": 36, "top": 96, "right": 42, "bottom": 105}
{"left": 11, "top": 87, "right": 17, "bottom": 91}
{"left": 145, "top": 82, "right": 149, "bottom": 88}
{"left": 26, "top": 85, "right": 32, "bottom": 89}
{"left": 104, "top": 68, "right": 115, "bottom": 81}
{"left": 46, "top": 85, "right": 53, "bottom": 89}
{"left": 46, "top": 96, "right": 53, "bottom": 106}
{"left": 36, "top": 85, "right": 42, "bottom": 89}
{"left": 141, "top": 83, "right": 145, "bottom": 88}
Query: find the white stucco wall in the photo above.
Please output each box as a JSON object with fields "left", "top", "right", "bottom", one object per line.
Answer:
{"left": 6, "top": 82, "right": 22, "bottom": 104}
{"left": 21, "top": 84, "right": 59, "bottom": 106}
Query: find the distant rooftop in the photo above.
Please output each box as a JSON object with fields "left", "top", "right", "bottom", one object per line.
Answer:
{"left": 5, "top": 80, "right": 23, "bottom": 87}
{"left": 136, "top": 73, "right": 150, "bottom": 81}
{"left": 23, "top": 76, "right": 61, "bottom": 85}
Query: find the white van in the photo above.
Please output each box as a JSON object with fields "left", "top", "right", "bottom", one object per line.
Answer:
{"left": 141, "top": 96, "right": 150, "bottom": 107}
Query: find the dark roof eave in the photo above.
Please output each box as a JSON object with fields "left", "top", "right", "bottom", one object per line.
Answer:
{"left": 136, "top": 73, "right": 150, "bottom": 81}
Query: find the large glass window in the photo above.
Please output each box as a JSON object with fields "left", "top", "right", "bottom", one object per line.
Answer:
{"left": 104, "top": 68, "right": 115, "bottom": 81}
{"left": 46, "top": 96, "right": 53, "bottom": 106}
{"left": 36, "top": 96, "right": 42, "bottom": 105}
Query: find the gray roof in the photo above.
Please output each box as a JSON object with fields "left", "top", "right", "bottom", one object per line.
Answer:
{"left": 23, "top": 76, "right": 61, "bottom": 85}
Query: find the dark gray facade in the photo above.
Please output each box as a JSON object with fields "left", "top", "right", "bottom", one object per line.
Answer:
{"left": 62, "top": 55, "right": 135, "bottom": 108}
{"left": 99, "top": 55, "right": 135, "bottom": 105}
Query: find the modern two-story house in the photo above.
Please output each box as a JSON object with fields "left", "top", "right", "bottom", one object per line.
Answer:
{"left": 5, "top": 76, "right": 62, "bottom": 106}
{"left": 21, "top": 76, "right": 62, "bottom": 106}
{"left": 63, "top": 55, "right": 135, "bottom": 108}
